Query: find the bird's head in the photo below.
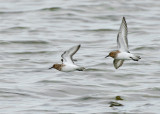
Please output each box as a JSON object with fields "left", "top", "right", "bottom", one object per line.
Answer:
{"left": 105, "top": 51, "right": 119, "bottom": 58}
{"left": 49, "top": 64, "right": 62, "bottom": 71}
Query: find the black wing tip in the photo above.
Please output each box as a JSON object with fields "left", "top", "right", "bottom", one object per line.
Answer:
{"left": 78, "top": 44, "right": 81, "bottom": 48}
{"left": 122, "top": 16, "right": 127, "bottom": 28}
{"left": 122, "top": 16, "right": 126, "bottom": 21}
{"left": 114, "top": 65, "right": 120, "bottom": 69}
{"left": 77, "top": 44, "right": 81, "bottom": 50}
{"left": 114, "top": 65, "right": 119, "bottom": 69}
{"left": 115, "top": 67, "right": 119, "bottom": 69}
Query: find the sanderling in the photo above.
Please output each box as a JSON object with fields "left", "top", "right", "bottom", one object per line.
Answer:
{"left": 49, "top": 44, "right": 85, "bottom": 72}
{"left": 105, "top": 17, "right": 141, "bottom": 69}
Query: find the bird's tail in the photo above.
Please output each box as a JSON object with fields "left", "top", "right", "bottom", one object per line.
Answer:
{"left": 130, "top": 55, "right": 141, "bottom": 61}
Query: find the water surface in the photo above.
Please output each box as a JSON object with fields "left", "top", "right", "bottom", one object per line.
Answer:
{"left": 0, "top": 0, "right": 160, "bottom": 113}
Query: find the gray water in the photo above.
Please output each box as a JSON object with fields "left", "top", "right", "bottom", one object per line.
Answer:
{"left": 0, "top": 0, "right": 160, "bottom": 113}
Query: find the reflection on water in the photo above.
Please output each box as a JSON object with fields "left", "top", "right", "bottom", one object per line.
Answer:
{"left": 0, "top": 0, "right": 160, "bottom": 113}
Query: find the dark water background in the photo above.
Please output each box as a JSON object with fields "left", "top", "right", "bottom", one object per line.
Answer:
{"left": 0, "top": 0, "right": 160, "bottom": 113}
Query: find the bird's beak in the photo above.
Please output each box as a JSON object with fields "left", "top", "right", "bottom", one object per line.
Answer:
{"left": 105, "top": 55, "right": 109, "bottom": 58}
{"left": 49, "top": 66, "right": 53, "bottom": 69}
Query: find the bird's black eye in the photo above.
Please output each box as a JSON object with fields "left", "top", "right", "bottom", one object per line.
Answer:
{"left": 61, "top": 59, "right": 63, "bottom": 62}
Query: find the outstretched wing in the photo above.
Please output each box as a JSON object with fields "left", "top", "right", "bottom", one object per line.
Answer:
{"left": 113, "top": 59, "right": 124, "bottom": 69}
{"left": 61, "top": 44, "right": 81, "bottom": 64}
{"left": 117, "top": 17, "right": 129, "bottom": 52}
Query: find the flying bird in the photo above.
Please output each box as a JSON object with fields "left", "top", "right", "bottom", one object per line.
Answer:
{"left": 49, "top": 44, "right": 85, "bottom": 72}
{"left": 105, "top": 17, "right": 141, "bottom": 69}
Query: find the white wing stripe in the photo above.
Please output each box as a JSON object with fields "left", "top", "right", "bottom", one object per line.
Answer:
{"left": 61, "top": 45, "right": 81, "bottom": 65}
{"left": 117, "top": 17, "right": 129, "bottom": 52}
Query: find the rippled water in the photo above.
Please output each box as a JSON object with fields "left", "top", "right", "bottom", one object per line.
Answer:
{"left": 0, "top": 0, "right": 160, "bottom": 113}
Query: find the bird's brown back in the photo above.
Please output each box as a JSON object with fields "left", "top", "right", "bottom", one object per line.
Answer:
{"left": 53, "top": 64, "right": 64, "bottom": 71}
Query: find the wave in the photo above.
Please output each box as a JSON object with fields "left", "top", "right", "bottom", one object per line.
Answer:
{"left": 0, "top": 7, "right": 61, "bottom": 14}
